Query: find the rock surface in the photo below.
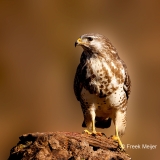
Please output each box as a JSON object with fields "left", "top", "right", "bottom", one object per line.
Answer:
{"left": 8, "top": 132, "right": 131, "bottom": 160}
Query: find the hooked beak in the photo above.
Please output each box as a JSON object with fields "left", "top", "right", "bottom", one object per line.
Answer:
{"left": 75, "top": 38, "right": 82, "bottom": 47}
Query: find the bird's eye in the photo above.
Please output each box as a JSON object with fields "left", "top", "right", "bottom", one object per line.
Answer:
{"left": 87, "top": 37, "right": 93, "bottom": 41}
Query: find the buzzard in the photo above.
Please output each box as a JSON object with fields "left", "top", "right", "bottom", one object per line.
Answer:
{"left": 74, "top": 33, "right": 131, "bottom": 150}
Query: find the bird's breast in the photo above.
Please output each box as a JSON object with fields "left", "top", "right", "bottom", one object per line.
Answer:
{"left": 81, "top": 86, "right": 126, "bottom": 118}
{"left": 84, "top": 57, "right": 125, "bottom": 97}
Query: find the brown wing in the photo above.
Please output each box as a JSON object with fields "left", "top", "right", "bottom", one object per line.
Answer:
{"left": 120, "top": 59, "right": 131, "bottom": 99}
{"left": 74, "top": 63, "right": 83, "bottom": 101}
{"left": 74, "top": 51, "right": 87, "bottom": 101}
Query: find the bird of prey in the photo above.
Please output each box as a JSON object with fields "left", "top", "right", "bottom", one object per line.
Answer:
{"left": 74, "top": 33, "right": 131, "bottom": 150}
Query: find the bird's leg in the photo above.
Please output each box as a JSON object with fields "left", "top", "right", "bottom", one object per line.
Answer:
{"left": 83, "top": 109, "right": 96, "bottom": 134}
{"left": 90, "top": 109, "right": 101, "bottom": 135}
{"left": 83, "top": 119, "right": 96, "bottom": 135}
{"left": 84, "top": 118, "right": 102, "bottom": 135}
{"left": 112, "top": 125, "right": 124, "bottom": 150}
{"left": 84, "top": 109, "right": 102, "bottom": 136}
{"left": 92, "top": 118, "right": 96, "bottom": 134}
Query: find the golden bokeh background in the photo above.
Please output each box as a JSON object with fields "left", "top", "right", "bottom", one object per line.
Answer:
{"left": 0, "top": 1, "right": 160, "bottom": 159}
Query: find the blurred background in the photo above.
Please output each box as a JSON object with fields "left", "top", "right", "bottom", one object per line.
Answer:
{"left": 0, "top": 0, "right": 160, "bottom": 159}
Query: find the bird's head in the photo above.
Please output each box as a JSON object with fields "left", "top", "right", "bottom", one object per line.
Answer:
{"left": 75, "top": 33, "right": 109, "bottom": 53}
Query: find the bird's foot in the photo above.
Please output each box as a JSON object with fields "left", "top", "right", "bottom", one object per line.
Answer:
{"left": 92, "top": 131, "right": 103, "bottom": 136}
{"left": 83, "top": 129, "right": 92, "bottom": 135}
{"left": 83, "top": 130, "right": 103, "bottom": 136}
{"left": 112, "top": 135, "right": 125, "bottom": 151}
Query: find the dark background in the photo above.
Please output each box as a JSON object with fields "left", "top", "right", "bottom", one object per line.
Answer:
{"left": 0, "top": 1, "right": 159, "bottom": 159}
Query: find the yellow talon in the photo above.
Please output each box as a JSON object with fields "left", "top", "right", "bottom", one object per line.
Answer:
{"left": 112, "top": 126, "right": 124, "bottom": 150}
{"left": 83, "top": 129, "right": 102, "bottom": 136}
{"left": 83, "top": 118, "right": 103, "bottom": 136}
{"left": 83, "top": 129, "right": 92, "bottom": 134}
{"left": 112, "top": 135, "right": 124, "bottom": 150}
